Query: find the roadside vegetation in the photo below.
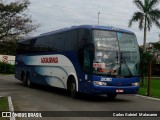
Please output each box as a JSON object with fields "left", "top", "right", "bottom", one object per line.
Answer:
{"left": 0, "top": 97, "right": 9, "bottom": 111}
{"left": 0, "top": 97, "right": 9, "bottom": 120}
{"left": 0, "top": 0, "right": 39, "bottom": 55}
{"left": 0, "top": 62, "right": 14, "bottom": 74}
{"left": 128, "top": 0, "right": 160, "bottom": 52}
{"left": 139, "top": 78, "right": 160, "bottom": 99}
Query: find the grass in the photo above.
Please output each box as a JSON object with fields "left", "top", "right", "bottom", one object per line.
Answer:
{"left": 0, "top": 97, "right": 9, "bottom": 120}
{"left": 139, "top": 78, "right": 160, "bottom": 99}
{"left": 0, "top": 97, "right": 9, "bottom": 111}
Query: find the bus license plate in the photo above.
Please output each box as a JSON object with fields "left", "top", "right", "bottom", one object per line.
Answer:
{"left": 116, "top": 89, "right": 124, "bottom": 93}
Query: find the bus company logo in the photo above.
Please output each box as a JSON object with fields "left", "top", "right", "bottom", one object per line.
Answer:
{"left": 41, "top": 57, "right": 58, "bottom": 63}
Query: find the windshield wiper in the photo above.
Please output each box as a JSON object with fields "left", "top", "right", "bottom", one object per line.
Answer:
{"left": 119, "top": 52, "right": 132, "bottom": 77}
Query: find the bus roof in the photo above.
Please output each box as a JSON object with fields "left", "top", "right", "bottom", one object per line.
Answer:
{"left": 19, "top": 25, "right": 135, "bottom": 42}
{"left": 41, "top": 25, "right": 134, "bottom": 36}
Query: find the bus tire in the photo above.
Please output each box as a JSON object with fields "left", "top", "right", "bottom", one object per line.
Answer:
{"left": 26, "top": 73, "right": 33, "bottom": 88}
{"left": 68, "top": 77, "right": 78, "bottom": 98}
{"left": 107, "top": 93, "right": 117, "bottom": 99}
{"left": 21, "top": 73, "right": 27, "bottom": 86}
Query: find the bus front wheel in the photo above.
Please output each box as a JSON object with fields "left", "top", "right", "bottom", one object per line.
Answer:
{"left": 68, "top": 78, "right": 78, "bottom": 98}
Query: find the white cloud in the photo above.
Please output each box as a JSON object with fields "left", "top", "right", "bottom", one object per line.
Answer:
{"left": 28, "top": 0, "right": 160, "bottom": 45}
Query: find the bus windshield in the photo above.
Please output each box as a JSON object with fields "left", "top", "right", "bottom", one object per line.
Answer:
{"left": 92, "top": 29, "right": 140, "bottom": 77}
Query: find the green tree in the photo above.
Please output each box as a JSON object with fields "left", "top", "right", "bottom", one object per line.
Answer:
{"left": 0, "top": 38, "right": 18, "bottom": 55}
{"left": 153, "top": 42, "right": 160, "bottom": 50}
{"left": 0, "top": 0, "right": 39, "bottom": 55}
{"left": 128, "top": 0, "right": 160, "bottom": 52}
{"left": 139, "top": 47, "right": 155, "bottom": 86}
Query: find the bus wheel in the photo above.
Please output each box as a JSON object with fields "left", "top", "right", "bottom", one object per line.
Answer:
{"left": 107, "top": 93, "right": 117, "bottom": 99}
{"left": 68, "top": 78, "right": 78, "bottom": 98}
{"left": 22, "top": 74, "right": 27, "bottom": 86}
{"left": 26, "top": 74, "right": 33, "bottom": 88}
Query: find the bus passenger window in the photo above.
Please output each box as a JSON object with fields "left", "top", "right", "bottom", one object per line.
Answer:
{"left": 65, "top": 30, "right": 78, "bottom": 51}
{"left": 78, "top": 29, "right": 89, "bottom": 49}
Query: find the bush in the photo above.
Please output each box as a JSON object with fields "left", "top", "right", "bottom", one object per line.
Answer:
{"left": 152, "top": 64, "right": 160, "bottom": 76}
{"left": 0, "top": 62, "right": 14, "bottom": 74}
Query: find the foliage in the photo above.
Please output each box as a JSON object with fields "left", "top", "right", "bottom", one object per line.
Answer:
{"left": 139, "top": 78, "right": 160, "bottom": 98}
{"left": 0, "top": 97, "right": 9, "bottom": 120}
{"left": 139, "top": 47, "right": 157, "bottom": 86}
{"left": 0, "top": 97, "right": 8, "bottom": 111}
{"left": 0, "top": 39, "right": 18, "bottom": 55}
{"left": 153, "top": 42, "right": 160, "bottom": 50}
{"left": 152, "top": 64, "right": 160, "bottom": 75}
{"left": 0, "top": 62, "right": 15, "bottom": 74}
{"left": 0, "top": 0, "right": 39, "bottom": 55}
{"left": 140, "top": 47, "right": 154, "bottom": 76}
{"left": 0, "top": 0, "right": 38, "bottom": 41}
{"left": 128, "top": 0, "right": 160, "bottom": 52}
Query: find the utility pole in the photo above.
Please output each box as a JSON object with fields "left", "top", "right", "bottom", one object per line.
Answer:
{"left": 147, "top": 53, "right": 157, "bottom": 96}
{"left": 147, "top": 60, "right": 151, "bottom": 96}
{"left": 98, "top": 12, "right": 100, "bottom": 25}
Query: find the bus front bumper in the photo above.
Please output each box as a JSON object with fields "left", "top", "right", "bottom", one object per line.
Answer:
{"left": 85, "top": 85, "right": 140, "bottom": 95}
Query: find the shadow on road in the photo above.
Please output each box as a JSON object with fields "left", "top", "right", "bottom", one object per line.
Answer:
{"left": 15, "top": 82, "right": 132, "bottom": 103}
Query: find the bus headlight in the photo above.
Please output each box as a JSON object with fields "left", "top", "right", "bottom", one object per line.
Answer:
{"left": 131, "top": 82, "right": 140, "bottom": 86}
{"left": 93, "top": 81, "right": 107, "bottom": 86}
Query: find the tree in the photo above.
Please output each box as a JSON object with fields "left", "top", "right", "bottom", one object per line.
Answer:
{"left": 0, "top": 0, "right": 39, "bottom": 55}
{"left": 153, "top": 42, "right": 160, "bottom": 50}
{"left": 128, "top": 0, "right": 160, "bottom": 52}
{"left": 0, "top": 37, "right": 18, "bottom": 55}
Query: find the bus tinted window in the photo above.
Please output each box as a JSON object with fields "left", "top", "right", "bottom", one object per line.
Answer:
{"left": 65, "top": 30, "right": 78, "bottom": 51}
{"left": 17, "top": 39, "right": 37, "bottom": 54}
{"left": 78, "top": 29, "right": 88, "bottom": 48}
{"left": 35, "top": 33, "right": 65, "bottom": 51}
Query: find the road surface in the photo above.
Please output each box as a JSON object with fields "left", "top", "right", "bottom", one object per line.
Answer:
{"left": 0, "top": 75, "right": 160, "bottom": 120}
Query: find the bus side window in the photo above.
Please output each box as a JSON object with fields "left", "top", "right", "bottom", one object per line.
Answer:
{"left": 29, "top": 39, "right": 36, "bottom": 49}
{"left": 55, "top": 33, "right": 65, "bottom": 50}
{"left": 65, "top": 30, "right": 78, "bottom": 51}
{"left": 78, "top": 29, "right": 89, "bottom": 49}
{"left": 17, "top": 40, "right": 31, "bottom": 54}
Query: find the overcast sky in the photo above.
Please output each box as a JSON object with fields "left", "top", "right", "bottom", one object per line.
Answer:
{"left": 27, "top": 0, "right": 160, "bottom": 45}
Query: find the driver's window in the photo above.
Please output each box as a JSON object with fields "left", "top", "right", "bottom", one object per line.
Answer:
{"left": 83, "top": 44, "right": 94, "bottom": 73}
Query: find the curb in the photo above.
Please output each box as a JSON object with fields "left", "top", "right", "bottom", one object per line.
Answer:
{"left": 8, "top": 96, "right": 16, "bottom": 120}
{"left": 136, "top": 95, "right": 160, "bottom": 101}
{"left": 0, "top": 74, "right": 14, "bottom": 76}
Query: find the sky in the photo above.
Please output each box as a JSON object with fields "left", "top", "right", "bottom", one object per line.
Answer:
{"left": 25, "top": 0, "right": 160, "bottom": 45}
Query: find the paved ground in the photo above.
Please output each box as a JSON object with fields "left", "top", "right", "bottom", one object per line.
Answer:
{"left": 0, "top": 75, "right": 160, "bottom": 120}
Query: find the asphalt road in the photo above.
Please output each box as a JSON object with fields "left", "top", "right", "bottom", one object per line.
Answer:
{"left": 0, "top": 75, "right": 160, "bottom": 120}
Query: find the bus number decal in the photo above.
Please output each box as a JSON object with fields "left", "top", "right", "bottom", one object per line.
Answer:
{"left": 101, "top": 78, "right": 112, "bottom": 82}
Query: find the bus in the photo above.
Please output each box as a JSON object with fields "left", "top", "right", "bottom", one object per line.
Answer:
{"left": 15, "top": 25, "right": 140, "bottom": 99}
